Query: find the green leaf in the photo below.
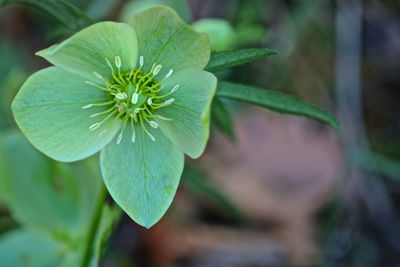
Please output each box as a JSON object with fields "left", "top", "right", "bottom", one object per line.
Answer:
{"left": 12, "top": 67, "right": 121, "bottom": 162}
{"left": 216, "top": 82, "right": 341, "bottom": 131}
{"left": 128, "top": 6, "right": 210, "bottom": 78}
{"left": 0, "top": 0, "right": 93, "bottom": 30}
{"left": 205, "top": 48, "right": 278, "bottom": 72}
{"left": 0, "top": 230, "right": 64, "bottom": 267}
{"left": 156, "top": 69, "right": 217, "bottom": 159}
{"left": 36, "top": 21, "right": 138, "bottom": 82}
{"left": 0, "top": 131, "right": 103, "bottom": 240}
{"left": 100, "top": 126, "right": 184, "bottom": 228}
{"left": 211, "top": 98, "right": 236, "bottom": 140}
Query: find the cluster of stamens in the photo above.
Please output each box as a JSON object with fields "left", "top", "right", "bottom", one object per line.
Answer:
{"left": 82, "top": 56, "right": 178, "bottom": 144}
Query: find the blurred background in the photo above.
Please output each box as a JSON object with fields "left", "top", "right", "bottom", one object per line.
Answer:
{"left": 1, "top": 0, "right": 400, "bottom": 266}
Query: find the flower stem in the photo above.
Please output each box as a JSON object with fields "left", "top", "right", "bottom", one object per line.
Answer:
{"left": 80, "top": 183, "right": 107, "bottom": 267}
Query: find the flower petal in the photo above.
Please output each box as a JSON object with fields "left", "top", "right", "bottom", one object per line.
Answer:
{"left": 12, "top": 67, "right": 121, "bottom": 162}
{"left": 100, "top": 126, "right": 184, "bottom": 228}
{"left": 36, "top": 22, "right": 138, "bottom": 82}
{"left": 128, "top": 6, "right": 210, "bottom": 78}
{"left": 156, "top": 69, "right": 217, "bottom": 158}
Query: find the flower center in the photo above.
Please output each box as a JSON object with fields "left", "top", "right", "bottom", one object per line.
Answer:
{"left": 82, "top": 56, "right": 177, "bottom": 144}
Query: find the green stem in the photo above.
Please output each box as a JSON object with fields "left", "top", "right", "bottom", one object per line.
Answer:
{"left": 80, "top": 183, "right": 107, "bottom": 267}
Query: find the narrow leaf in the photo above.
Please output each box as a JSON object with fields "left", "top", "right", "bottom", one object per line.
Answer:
{"left": 0, "top": 0, "right": 93, "bottom": 30}
{"left": 211, "top": 98, "right": 235, "bottom": 140}
{"left": 205, "top": 48, "right": 278, "bottom": 72}
{"left": 216, "top": 82, "right": 341, "bottom": 131}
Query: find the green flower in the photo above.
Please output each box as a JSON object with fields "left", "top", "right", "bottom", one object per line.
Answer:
{"left": 11, "top": 7, "right": 217, "bottom": 228}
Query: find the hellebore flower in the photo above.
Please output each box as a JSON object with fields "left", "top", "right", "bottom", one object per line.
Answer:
{"left": 11, "top": 7, "right": 217, "bottom": 228}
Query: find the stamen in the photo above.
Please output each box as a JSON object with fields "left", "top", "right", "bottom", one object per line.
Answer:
{"left": 150, "top": 63, "right": 156, "bottom": 73}
{"left": 115, "top": 92, "right": 127, "bottom": 100}
{"left": 105, "top": 58, "right": 113, "bottom": 69}
{"left": 128, "top": 68, "right": 135, "bottom": 80}
{"left": 130, "top": 117, "right": 136, "bottom": 143}
{"left": 147, "top": 132, "right": 155, "bottom": 141}
{"left": 139, "top": 56, "right": 144, "bottom": 68}
{"left": 118, "top": 103, "right": 126, "bottom": 113}
{"left": 89, "top": 123, "right": 101, "bottom": 131}
{"left": 164, "top": 98, "right": 175, "bottom": 105}
{"left": 98, "top": 129, "right": 107, "bottom": 137}
{"left": 139, "top": 114, "right": 156, "bottom": 141}
{"left": 147, "top": 98, "right": 152, "bottom": 105}
{"left": 170, "top": 84, "right": 179, "bottom": 94}
{"left": 116, "top": 134, "right": 122, "bottom": 144}
{"left": 131, "top": 93, "right": 138, "bottom": 104}
{"left": 149, "top": 121, "right": 158, "bottom": 129}
{"left": 165, "top": 69, "right": 173, "bottom": 79}
{"left": 91, "top": 100, "right": 114, "bottom": 107}
{"left": 93, "top": 71, "right": 104, "bottom": 81}
{"left": 153, "top": 64, "right": 162, "bottom": 76}
{"left": 115, "top": 56, "right": 121, "bottom": 69}
{"left": 153, "top": 115, "right": 172, "bottom": 121}
{"left": 82, "top": 104, "right": 93, "bottom": 109}
{"left": 85, "top": 81, "right": 97, "bottom": 86}
{"left": 116, "top": 117, "right": 129, "bottom": 145}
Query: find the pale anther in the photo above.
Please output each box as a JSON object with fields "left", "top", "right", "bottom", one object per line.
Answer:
{"left": 170, "top": 84, "right": 179, "bottom": 94}
{"left": 82, "top": 104, "right": 93, "bottom": 109}
{"left": 139, "top": 56, "right": 144, "bottom": 68}
{"left": 134, "top": 108, "right": 141, "bottom": 114}
{"left": 164, "top": 98, "right": 175, "bottom": 105}
{"left": 150, "top": 63, "right": 156, "bottom": 73}
{"left": 90, "top": 113, "right": 100, "bottom": 118}
{"left": 116, "top": 133, "right": 123, "bottom": 144}
{"left": 89, "top": 123, "right": 101, "bottom": 131}
{"left": 131, "top": 93, "right": 138, "bottom": 104}
{"left": 93, "top": 72, "right": 104, "bottom": 80}
{"left": 118, "top": 103, "right": 126, "bottom": 113}
{"left": 98, "top": 129, "right": 107, "bottom": 137}
{"left": 149, "top": 121, "right": 158, "bottom": 129}
{"left": 105, "top": 58, "right": 113, "bottom": 69}
{"left": 153, "top": 64, "right": 162, "bottom": 76}
{"left": 85, "top": 81, "right": 97, "bottom": 86}
{"left": 115, "top": 92, "right": 127, "bottom": 100}
{"left": 131, "top": 132, "right": 136, "bottom": 143}
{"left": 115, "top": 56, "right": 121, "bottom": 68}
{"left": 147, "top": 132, "right": 155, "bottom": 142}
{"left": 147, "top": 98, "right": 152, "bottom": 105}
{"left": 165, "top": 69, "right": 174, "bottom": 79}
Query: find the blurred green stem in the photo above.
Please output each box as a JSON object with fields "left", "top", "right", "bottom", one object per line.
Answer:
{"left": 80, "top": 183, "right": 107, "bottom": 267}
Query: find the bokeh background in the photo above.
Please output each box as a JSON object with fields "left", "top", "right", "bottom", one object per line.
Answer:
{"left": 1, "top": 0, "right": 400, "bottom": 266}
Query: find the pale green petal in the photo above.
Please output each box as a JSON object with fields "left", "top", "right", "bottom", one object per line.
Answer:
{"left": 100, "top": 126, "right": 184, "bottom": 228}
{"left": 156, "top": 69, "right": 217, "bottom": 158}
{"left": 12, "top": 67, "right": 120, "bottom": 162}
{"left": 36, "top": 22, "right": 138, "bottom": 82}
{"left": 128, "top": 6, "right": 210, "bottom": 78}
